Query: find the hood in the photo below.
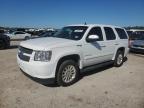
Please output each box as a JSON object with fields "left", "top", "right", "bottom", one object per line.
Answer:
{"left": 20, "top": 37, "right": 78, "bottom": 50}
{"left": 132, "top": 40, "right": 144, "bottom": 46}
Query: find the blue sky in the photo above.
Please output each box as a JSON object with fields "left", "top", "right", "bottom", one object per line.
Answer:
{"left": 0, "top": 0, "right": 144, "bottom": 28}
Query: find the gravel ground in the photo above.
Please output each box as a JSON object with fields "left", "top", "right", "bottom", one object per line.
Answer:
{"left": 0, "top": 41, "right": 144, "bottom": 108}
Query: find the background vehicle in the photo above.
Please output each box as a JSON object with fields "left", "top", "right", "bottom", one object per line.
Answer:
{"left": 17, "top": 24, "right": 129, "bottom": 86}
{"left": 130, "top": 35, "right": 144, "bottom": 53}
{"left": 30, "top": 31, "right": 56, "bottom": 39}
{"left": 0, "top": 33, "right": 10, "bottom": 49}
{"left": 5, "top": 31, "right": 31, "bottom": 40}
{"left": 127, "top": 30, "right": 144, "bottom": 47}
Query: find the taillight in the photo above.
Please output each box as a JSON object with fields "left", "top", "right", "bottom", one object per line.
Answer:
{"left": 128, "top": 38, "right": 134, "bottom": 48}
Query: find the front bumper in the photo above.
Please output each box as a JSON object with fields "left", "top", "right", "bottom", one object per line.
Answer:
{"left": 20, "top": 69, "right": 55, "bottom": 84}
{"left": 17, "top": 55, "right": 57, "bottom": 79}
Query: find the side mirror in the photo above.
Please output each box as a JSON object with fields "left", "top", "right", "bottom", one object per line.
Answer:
{"left": 87, "top": 35, "right": 99, "bottom": 42}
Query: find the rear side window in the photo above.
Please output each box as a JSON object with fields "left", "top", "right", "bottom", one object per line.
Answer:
{"left": 87, "top": 27, "right": 103, "bottom": 41}
{"left": 115, "top": 28, "right": 128, "bottom": 39}
{"left": 104, "top": 27, "right": 116, "bottom": 40}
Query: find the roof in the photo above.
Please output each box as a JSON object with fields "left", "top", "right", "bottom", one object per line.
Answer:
{"left": 129, "top": 29, "right": 144, "bottom": 32}
{"left": 67, "top": 24, "right": 121, "bottom": 28}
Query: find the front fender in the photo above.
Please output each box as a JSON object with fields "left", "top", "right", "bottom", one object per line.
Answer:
{"left": 52, "top": 46, "right": 83, "bottom": 69}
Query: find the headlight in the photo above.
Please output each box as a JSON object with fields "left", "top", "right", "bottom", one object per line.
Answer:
{"left": 34, "top": 51, "right": 52, "bottom": 61}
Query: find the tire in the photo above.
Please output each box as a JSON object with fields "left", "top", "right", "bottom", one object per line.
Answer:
{"left": 0, "top": 40, "right": 5, "bottom": 50}
{"left": 25, "top": 36, "right": 29, "bottom": 40}
{"left": 114, "top": 50, "right": 124, "bottom": 67}
{"left": 56, "top": 60, "right": 80, "bottom": 86}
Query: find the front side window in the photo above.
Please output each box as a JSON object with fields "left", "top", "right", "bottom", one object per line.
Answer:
{"left": 53, "top": 26, "right": 88, "bottom": 40}
{"left": 39, "top": 31, "right": 55, "bottom": 37}
{"left": 128, "top": 32, "right": 144, "bottom": 40}
{"left": 104, "top": 27, "right": 116, "bottom": 40}
{"left": 15, "top": 32, "right": 25, "bottom": 34}
{"left": 138, "top": 36, "right": 144, "bottom": 40}
{"left": 131, "top": 33, "right": 144, "bottom": 40}
{"left": 115, "top": 28, "right": 128, "bottom": 39}
{"left": 87, "top": 27, "right": 103, "bottom": 41}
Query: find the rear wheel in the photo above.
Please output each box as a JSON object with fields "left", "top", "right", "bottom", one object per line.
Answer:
{"left": 56, "top": 60, "right": 80, "bottom": 86}
{"left": 114, "top": 50, "right": 124, "bottom": 67}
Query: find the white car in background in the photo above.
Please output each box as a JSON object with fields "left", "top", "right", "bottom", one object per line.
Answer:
{"left": 5, "top": 31, "right": 31, "bottom": 40}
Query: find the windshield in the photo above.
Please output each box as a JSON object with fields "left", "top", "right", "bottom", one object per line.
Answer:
{"left": 129, "top": 32, "right": 144, "bottom": 40}
{"left": 39, "top": 31, "right": 55, "bottom": 37}
{"left": 53, "top": 26, "right": 88, "bottom": 40}
{"left": 38, "top": 32, "right": 46, "bottom": 36}
{"left": 136, "top": 36, "right": 144, "bottom": 40}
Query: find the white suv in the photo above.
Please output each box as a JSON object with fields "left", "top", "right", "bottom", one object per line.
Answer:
{"left": 17, "top": 24, "right": 129, "bottom": 86}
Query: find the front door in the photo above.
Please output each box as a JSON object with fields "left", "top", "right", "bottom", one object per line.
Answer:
{"left": 82, "top": 27, "right": 109, "bottom": 67}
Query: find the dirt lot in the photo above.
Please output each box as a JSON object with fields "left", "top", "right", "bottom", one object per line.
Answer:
{"left": 0, "top": 41, "right": 144, "bottom": 108}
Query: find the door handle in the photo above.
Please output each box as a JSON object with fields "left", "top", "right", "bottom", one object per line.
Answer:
{"left": 100, "top": 45, "right": 106, "bottom": 47}
{"left": 76, "top": 44, "right": 82, "bottom": 47}
{"left": 114, "top": 43, "right": 119, "bottom": 45}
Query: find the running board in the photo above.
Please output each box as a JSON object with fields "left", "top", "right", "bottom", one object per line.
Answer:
{"left": 81, "top": 61, "right": 114, "bottom": 73}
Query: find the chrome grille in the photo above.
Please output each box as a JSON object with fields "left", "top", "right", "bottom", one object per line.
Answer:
{"left": 18, "top": 46, "right": 33, "bottom": 62}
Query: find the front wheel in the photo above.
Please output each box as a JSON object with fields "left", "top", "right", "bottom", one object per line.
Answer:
{"left": 114, "top": 50, "right": 124, "bottom": 67}
{"left": 24, "top": 36, "right": 30, "bottom": 40}
{"left": 56, "top": 60, "right": 80, "bottom": 86}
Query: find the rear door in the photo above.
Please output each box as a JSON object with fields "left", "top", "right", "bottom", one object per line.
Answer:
{"left": 115, "top": 28, "right": 128, "bottom": 56}
{"left": 102, "top": 27, "right": 118, "bottom": 60}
